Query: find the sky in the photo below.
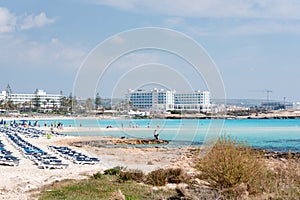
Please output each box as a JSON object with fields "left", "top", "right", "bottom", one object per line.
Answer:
{"left": 0, "top": 0, "right": 300, "bottom": 101}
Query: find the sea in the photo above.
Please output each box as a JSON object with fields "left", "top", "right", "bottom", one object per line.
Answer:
{"left": 19, "top": 118, "right": 300, "bottom": 152}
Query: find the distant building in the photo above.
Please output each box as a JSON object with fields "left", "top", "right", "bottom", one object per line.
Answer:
{"left": 0, "top": 89, "right": 62, "bottom": 109}
{"left": 173, "top": 91, "right": 211, "bottom": 112}
{"left": 127, "top": 88, "right": 211, "bottom": 112}
{"left": 261, "top": 102, "right": 285, "bottom": 110}
{"left": 293, "top": 102, "right": 300, "bottom": 110}
{"left": 127, "top": 88, "right": 174, "bottom": 111}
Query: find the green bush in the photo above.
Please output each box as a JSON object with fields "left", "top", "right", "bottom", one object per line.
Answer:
{"left": 92, "top": 172, "right": 103, "bottom": 180}
{"left": 122, "top": 169, "right": 144, "bottom": 182}
{"left": 146, "top": 168, "right": 186, "bottom": 186}
{"left": 104, "top": 166, "right": 123, "bottom": 176}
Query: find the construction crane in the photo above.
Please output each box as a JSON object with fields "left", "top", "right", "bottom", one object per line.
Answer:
{"left": 249, "top": 89, "right": 273, "bottom": 101}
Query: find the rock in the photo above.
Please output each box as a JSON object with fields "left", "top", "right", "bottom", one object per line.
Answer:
{"left": 109, "top": 189, "right": 125, "bottom": 200}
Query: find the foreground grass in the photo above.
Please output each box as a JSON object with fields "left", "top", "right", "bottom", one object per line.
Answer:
{"left": 36, "top": 174, "right": 178, "bottom": 200}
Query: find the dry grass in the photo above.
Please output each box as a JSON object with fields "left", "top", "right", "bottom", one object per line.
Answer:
{"left": 269, "top": 156, "right": 300, "bottom": 199}
{"left": 196, "top": 134, "right": 269, "bottom": 198}
{"left": 146, "top": 168, "right": 188, "bottom": 186}
{"left": 195, "top": 134, "right": 300, "bottom": 199}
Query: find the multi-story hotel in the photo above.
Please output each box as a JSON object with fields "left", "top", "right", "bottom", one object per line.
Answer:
{"left": 127, "top": 88, "right": 211, "bottom": 112}
{"left": 173, "top": 91, "right": 211, "bottom": 112}
{"left": 0, "top": 89, "right": 62, "bottom": 109}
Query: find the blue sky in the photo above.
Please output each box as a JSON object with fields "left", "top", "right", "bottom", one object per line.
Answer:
{"left": 0, "top": 0, "right": 300, "bottom": 101}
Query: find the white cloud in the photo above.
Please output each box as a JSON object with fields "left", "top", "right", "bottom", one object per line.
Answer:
{"left": 110, "top": 35, "right": 125, "bottom": 44}
{"left": 227, "top": 21, "right": 300, "bottom": 35}
{"left": 20, "top": 12, "right": 55, "bottom": 30}
{"left": 51, "top": 38, "right": 59, "bottom": 45}
{"left": 0, "top": 7, "right": 16, "bottom": 33}
{"left": 183, "top": 20, "right": 300, "bottom": 37}
{"left": 87, "top": 0, "right": 300, "bottom": 35}
{"left": 0, "top": 36, "right": 86, "bottom": 69}
{"left": 163, "top": 17, "right": 185, "bottom": 27}
{"left": 90, "top": 0, "right": 300, "bottom": 20}
{"left": 0, "top": 7, "right": 55, "bottom": 33}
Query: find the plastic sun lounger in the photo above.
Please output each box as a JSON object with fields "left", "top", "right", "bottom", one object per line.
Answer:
{"left": 0, "top": 155, "right": 19, "bottom": 166}
{"left": 47, "top": 145, "right": 100, "bottom": 165}
{"left": 38, "top": 161, "right": 68, "bottom": 169}
{"left": 1, "top": 150, "right": 12, "bottom": 155}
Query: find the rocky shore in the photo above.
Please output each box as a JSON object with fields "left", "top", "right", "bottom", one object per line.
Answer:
{"left": 71, "top": 138, "right": 169, "bottom": 147}
{"left": 257, "top": 149, "right": 300, "bottom": 160}
{"left": 161, "top": 110, "right": 300, "bottom": 119}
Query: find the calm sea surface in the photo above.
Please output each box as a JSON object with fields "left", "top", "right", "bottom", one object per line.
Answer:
{"left": 22, "top": 118, "right": 300, "bottom": 152}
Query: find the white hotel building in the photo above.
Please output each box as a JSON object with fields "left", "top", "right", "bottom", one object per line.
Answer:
{"left": 127, "top": 88, "right": 211, "bottom": 112}
{"left": 0, "top": 89, "right": 62, "bottom": 109}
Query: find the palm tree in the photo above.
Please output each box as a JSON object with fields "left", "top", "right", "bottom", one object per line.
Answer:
{"left": 51, "top": 100, "right": 56, "bottom": 111}
{"left": 29, "top": 100, "right": 34, "bottom": 112}
{"left": 46, "top": 98, "right": 50, "bottom": 109}
{"left": 0, "top": 100, "right": 4, "bottom": 109}
{"left": 42, "top": 101, "right": 47, "bottom": 111}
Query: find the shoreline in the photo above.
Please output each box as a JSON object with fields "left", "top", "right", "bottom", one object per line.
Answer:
{"left": 0, "top": 132, "right": 299, "bottom": 199}
{"left": 1, "top": 110, "right": 300, "bottom": 121}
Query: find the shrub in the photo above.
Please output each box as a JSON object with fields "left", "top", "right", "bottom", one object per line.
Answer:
{"left": 104, "top": 168, "right": 145, "bottom": 183}
{"left": 92, "top": 172, "right": 103, "bottom": 180}
{"left": 271, "top": 157, "right": 300, "bottom": 199}
{"left": 104, "top": 166, "right": 123, "bottom": 176}
{"left": 123, "top": 169, "right": 145, "bottom": 182}
{"left": 146, "top": 168, "right": 186, "bottom": 186}
{"left": 196, "top": 134, "right": 269, "bottom": 198}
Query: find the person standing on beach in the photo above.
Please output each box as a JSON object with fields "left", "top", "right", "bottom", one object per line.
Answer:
{"left": 154, "top": 129, "right": 159, "bottom": 140}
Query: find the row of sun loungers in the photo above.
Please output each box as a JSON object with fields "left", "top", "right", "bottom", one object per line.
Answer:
{"left": 48, "top": 145, "right": 100, "bottom": 165}
{"left": 0, "top": 126, "right": 100, "bottom": 168}
{"left": 0, "top": 138, "right": 19, "bottom": 166}
{"left": 5, "top": 126, "right": 46, "bottom": 139}
{"left": 1, "top": 128, "right": 68, "bottom": 169}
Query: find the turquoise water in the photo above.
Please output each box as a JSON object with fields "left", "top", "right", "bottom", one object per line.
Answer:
{"left": 18, "top": 118, "right": 300, "bottom": 152}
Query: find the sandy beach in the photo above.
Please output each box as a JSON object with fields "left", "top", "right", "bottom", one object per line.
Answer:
{"left": 0, "top": 131, "right": 195, "bottom": 200}
{"left": 1, "top": 115, "right": 300, "bottom": 199}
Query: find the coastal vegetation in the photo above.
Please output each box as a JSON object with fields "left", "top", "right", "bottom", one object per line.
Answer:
{"left": 35, "top": 135, "right": 300, "bottom": 200}
{"left": 196, "top": 135, "right": 268, "bottom": 198}
{"left": 36, "top": 169, "right": 179, "bottom": 200}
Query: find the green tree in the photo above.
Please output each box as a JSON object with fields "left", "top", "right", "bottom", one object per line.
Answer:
{"left": 86, "top": 98, "right": 94, "bottom": 112}
{"left": 33, "top": 96, "right": 41, "bottom": 111}
{"left": 0, "top": 100, "right": 4, "bottom": 109}
{"left": 60, "top": 96, "right": 68, "bottom": 112}
{"left": 42, "top": 101, "right": 47, "bottom": 111}
{"left": 95, "top": 93, "right": 101, "bottom": 110}
{"left": 68, "top": 93, "right": 77, "bottom": 112}
{"left": 5, "top": 84, "right": 12, "bottom": 95}
{"left": 4, "top": 100, "right": 15, "bottom": 110}
{"left": 45, "top": 98, "right": 50, "bottom": 109}
{"left": 51, "top": 99, "right": 56, "bottom": 111}
{"left": 71, "top": 96, "right": 77, "bottom": 112}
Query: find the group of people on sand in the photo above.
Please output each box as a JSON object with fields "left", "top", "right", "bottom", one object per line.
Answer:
{"left": 43, "top": 121, "right": 64, "bottom": 129}
{"left": 0, "top": 119, "right": 42, "bottom": 128}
